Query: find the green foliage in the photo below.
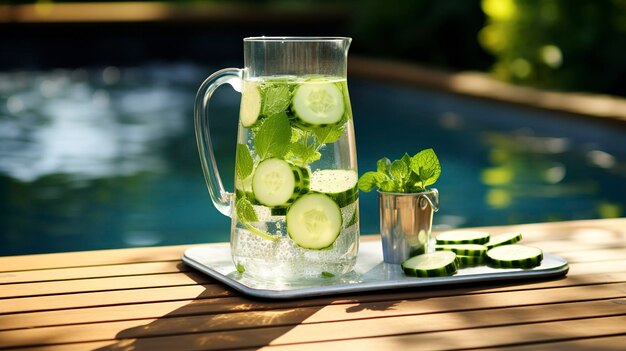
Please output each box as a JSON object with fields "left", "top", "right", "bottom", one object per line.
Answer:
{"left": 358, "top": 149, "right": 441, "bottom": 193}
{"left": 349, "top": 0, "right": 491, "bottom": 71}
{"left": 480, "top": 0, "right": 626, "bottom": 95}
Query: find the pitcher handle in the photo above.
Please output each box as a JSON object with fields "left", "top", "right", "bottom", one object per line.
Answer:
{"left": 194, "top": 68, "right": 243, "bottom": 217}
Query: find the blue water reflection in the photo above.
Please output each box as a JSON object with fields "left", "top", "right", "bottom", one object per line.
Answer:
{"left": 0, "top": 63, "right": 624, "bottom": 255}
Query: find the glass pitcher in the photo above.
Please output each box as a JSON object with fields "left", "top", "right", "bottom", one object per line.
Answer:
{"left": 194, "top": 37, "right": 359, "bottom": 281}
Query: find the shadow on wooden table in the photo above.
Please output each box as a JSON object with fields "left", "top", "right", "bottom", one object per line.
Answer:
{"left": 92, "top": 263, "right": 345, "bottom": 350}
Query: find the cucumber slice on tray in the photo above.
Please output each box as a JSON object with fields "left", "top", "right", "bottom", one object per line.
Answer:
{"left": 486, "top": 232, "right": 523, "bottom": 249}
{"left": 436, "top": 230, "right": 490, "bottom": 245}
{"left": 292, "top": 82, "right": 345, "bottom": 126}
{"left": 435, "top": 244, "right": 487, "bottom": 257}
{"left": 286, "top": 193, "right": 342, "bottom": 250}
{"left": 401, "top": 251, "right": 458, "bottom": 277}
{"left": 309, "top": 169, "right": 358, "bottom": 207}
{"left": 252, "top": 158, "right": 309, "bottom": 208}
{"left": 457, "top": 255, "right": 486, "bottom": 267}
{"left": 487, "top": 244, "right": 543, "bottom": 268}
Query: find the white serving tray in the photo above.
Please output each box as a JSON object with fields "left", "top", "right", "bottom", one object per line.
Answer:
{"left": 182, "top": 240, "right": 568, "bottom": 299}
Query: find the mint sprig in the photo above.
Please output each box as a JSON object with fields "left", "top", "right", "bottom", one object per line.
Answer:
{"left": 358, "top": 148, "right": 441, "bottom": 193}
{"left": 254, "top": 112, "right": 292, "bottom": 160}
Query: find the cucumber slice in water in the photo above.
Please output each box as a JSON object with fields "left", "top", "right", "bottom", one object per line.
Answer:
{"left": 486, "top": 232, "right": 523, "bottom": 249}
{"left": 252, "top": 158, "right": 309, "bottom": 208}
{"left": 487, "top": 244, "right": 543, "bottom": 268}
{"left": 240, "top": 81, "right": 262, "bottom": 128}
{"left": 401, "top": 251, "right": 458, "bottom": 277}
{"left": 435, "top": 244, "right": 487, "bottom": 257}
{"left": 286, "top": 193, "right": 342, "bottom": 249}
{"left": 292, "top": 82, "right": 345, "bottom": 126}
{"left": 436, "top": 230, "right": 490, "bottom": 245}
{"left": 309, "top": 169, "right": 358, "bottom": 207}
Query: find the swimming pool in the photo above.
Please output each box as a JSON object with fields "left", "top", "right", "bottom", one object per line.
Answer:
{"left": 1, "top": 63, "right": 624, "bottom": 256}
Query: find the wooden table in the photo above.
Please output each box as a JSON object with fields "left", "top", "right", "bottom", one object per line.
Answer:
{"left": 1, "top": 218, "right": 625, "bottom": 350}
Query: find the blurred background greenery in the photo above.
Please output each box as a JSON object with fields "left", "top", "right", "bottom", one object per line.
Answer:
{"left": 3, "top": 0, "right": 625, "bottom": 95}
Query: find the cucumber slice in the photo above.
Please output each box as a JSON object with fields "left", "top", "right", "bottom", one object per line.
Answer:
{"left": 436, "top": 230, "right": 490, "bottom": 245}
{"left": 486, "top": 232, "right": 523, "bottom": 249}
{"left": 487, "top": 244, "right": 543, "bottom": 268}
{"left": 240, "top": 81, "right": 262, "bottom": 128}
{"left": 292, "top": 82, "right": 345, "bottom": 126}
{"left": 457, "top": 254, "right": 485, "bottom": 267}
{"left": 309, "top": 169, "right": 358, "bottom": 207}
{"left": 252, "top": 158, "right": 309, "bottom": 208}
{"left": 401, "top": 251, "right": 458, "bottom": 277}
{"left": 435, "top": 244, "right": 487, "bottom": 257}
{"left": 286, "top": 193, "right": 342, "bottom": 249}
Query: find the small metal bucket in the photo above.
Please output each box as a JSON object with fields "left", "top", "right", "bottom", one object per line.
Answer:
{"left": 379, "top": 189, "right": 440, "bottom": 264}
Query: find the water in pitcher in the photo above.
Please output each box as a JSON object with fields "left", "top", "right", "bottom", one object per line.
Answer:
{"left": 231, "top": 75, "right": 359, "bottom": 280}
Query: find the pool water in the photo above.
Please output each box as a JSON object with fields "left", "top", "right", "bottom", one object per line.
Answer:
{"left": 1, "top": 63, "right": 624, "bottom": 256}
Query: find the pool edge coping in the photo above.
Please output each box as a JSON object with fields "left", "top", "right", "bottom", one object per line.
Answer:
{"left": 349, "top": 56, "right": 626, "bottom": 125}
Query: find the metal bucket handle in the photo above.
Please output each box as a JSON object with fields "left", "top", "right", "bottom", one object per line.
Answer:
{"left": 417, "top": 188, "right": 440, "bottom": 212}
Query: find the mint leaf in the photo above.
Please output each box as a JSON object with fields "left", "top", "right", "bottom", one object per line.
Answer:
{"left": 358, "top": 171, "right": 389, "bottom": 192}
{"left": 235, "top": 143, "right": 254, "bottom": 180}
{"left": 405, "top": 170, "right": 425, "bottom": 192}
{"left": 236, "top": 197, "right": 258, "bottom": 222}
{"left": 236, "top": 263, "right": 246, "bottom": 274}
{"left": 377, "top": 157, "right": 391, "bottom": 175}
{"left": 236, "top": 197, "right": 278, "bottom": 241}
{"left": 410, "top": 148, "right": 441, "bottom": 187}
{"left": 390, "top": 159, "right": 409, "bottom": 181}
{"left": 380, "top": 179, "right": 399, "bottom": 192}
{"left": 254, "top": 112, "right": 292, "bottom": 160}
{"left": 287, "top": 141, "right": 321, "bottom": 166}
{"left": 260, "top": 83, "right": 291, "bottom": 117}
{"left": 401, "top": 153, "right": 412, "bottom": 168}
{"left": 321, "top": 271, "right": 335, "bottom": 278}
{"left": 313, "top": 124, "right": 345, "bottom": 145}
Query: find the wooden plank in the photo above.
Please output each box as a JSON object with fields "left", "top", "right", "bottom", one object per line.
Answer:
{"left": 459, "top": 218, "right": 626, "bottom": 243}
{"left": 2, "top": 269, "right": 625, "bottom": 329}
{"left": 5, "top": 310, "right": 624, "bottom": 350}
{"left": 1, "top": 265, "right": 624, "bottom": 316}
{"left": 557, "top": 247, "right": 626, "bottom": 263}
{"left": 19, "top": 334, "right": 626, "bottom": 351}
{"left": 1, "top": 283, "right": 624, "bottom": 347}
{"left": 492, "top": 334, "right": 626, "bottom": 351}
{"left": 1, "top": 286, "right": 625, "bottom": 348}
{"left": 0, "top": 245, "right": 194, "bottom": 272}
{"left": 0, "top": 285, "right": 230, "bottom": 315}
{"left": 0, "top": 261, "right": 191, "bottom": 285}
{"left": 2, "top": 270, "right": 626, "bottom": 330}
{"left": 0, "top": 272, "right": 215, "bottom": 299}
{"left": 257, "top": 315, "right": 626, "bottom": 351}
